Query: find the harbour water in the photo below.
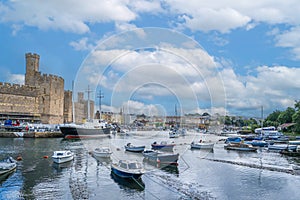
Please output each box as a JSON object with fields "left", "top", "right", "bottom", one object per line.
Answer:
{"left": 1, "top": 131, "right": 300, "bottom": 200}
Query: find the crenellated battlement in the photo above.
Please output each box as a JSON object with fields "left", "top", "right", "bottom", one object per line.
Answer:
{"left": 25, "top": 52, "right": 40, "bottom": 59}
{"left": 1, "top": 52, "right": 70, "bottom": 124}
{"left": 0, "top": 82, "right": 39, "bottom": 96}
{"left": 36, "top": 73, "right": 64, "bottom": 83}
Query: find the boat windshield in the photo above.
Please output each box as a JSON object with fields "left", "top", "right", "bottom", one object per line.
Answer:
{"left": 57, "top": 153, "right": 64, "bottom": 156}
{"left": 120, "top": 162, "right": 127, "bottom": 169}
{"left": 128, "top": 162, "right": 142, "bottom": 169}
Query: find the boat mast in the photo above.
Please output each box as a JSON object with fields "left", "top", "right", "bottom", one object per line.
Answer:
{"left": 97, "top": 89, "right": 104, "bottom": 120}
{"left": 86, "top": 85, "right": 92, "bottom": 121}
{"left": 72, "top": 80, "right": 75, "bottom": 123}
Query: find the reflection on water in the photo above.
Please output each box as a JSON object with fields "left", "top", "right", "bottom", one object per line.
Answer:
{"left": 52, "top": 161, "right": 73, "bottom": 172}
{"left": 143, "top": 158, "right": 179, "bottom": 176}
{"left": 0, "top": 169, "right": 16, "bottom": 185}
{"left": 0, "top": 132, "right": 300, "bottom": 199}
{"left": 111, "top": 171, "right": 145, "bottom": 191}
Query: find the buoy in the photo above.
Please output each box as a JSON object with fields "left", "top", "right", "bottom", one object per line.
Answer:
{"left": 16, "top": 156, "right": 22, "bottom": 161}
{"left": 43, "top": 155, "right": 48, "bottom": 159}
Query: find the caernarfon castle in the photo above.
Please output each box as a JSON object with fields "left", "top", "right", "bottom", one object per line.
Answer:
{"left": 0, "top": 53, "right": 94, "bottom": 124}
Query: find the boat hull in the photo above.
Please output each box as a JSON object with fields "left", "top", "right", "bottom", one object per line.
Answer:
{"left": 92, "top": 148, "right": 112, "bottom": 158}
{"left": 93, "top": 152, "right": 112, "bottom": 158}
{"left": 0, "top": 163, "right": 17, "bottom": 175}
{"left": 191, "top": 143, "right": 214, "bottom": 150}
{"left": 125, "top": 146, "right": 145, "bottom": 153}
{"left": 52, "top": 156, "right": 74, "bottom": 164}
{"left": 151, "top": 143, "right": 175, "bottom": 151}
{"left": 268, "top": 144, "right": 297, "bottom": 151}
{"left": 246, "top": 141, "right": 268, "bottom": 147}
{"left": 225, "top": 146, "right": 257, "bottom": 152}
{"left": 52, "top": 151, "right": 74, "bottom": 164}
{"left": 111, "top": 165, "right": 143, "bottom": 179}
{"left": 60, "top": 126, "right": 111, "bottom": 139}
{"left": 143, "top": 150, "right": 179, "bottom": 165}
{"left": 224, "top": 143, "right": 257, "bottom": 152}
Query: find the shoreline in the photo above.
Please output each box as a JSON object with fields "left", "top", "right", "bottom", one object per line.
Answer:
{"left": 0, "top": 131, "right": 63, "bottom": 138}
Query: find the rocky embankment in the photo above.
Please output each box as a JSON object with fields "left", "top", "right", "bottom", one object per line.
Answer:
{"left": 0, "top": 130, "right": 63, "bottom": 138}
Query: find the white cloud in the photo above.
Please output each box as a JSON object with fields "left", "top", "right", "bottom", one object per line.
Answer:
{"left": 165, "top": 0, "right": 300, "bottom": 32}
{"left": 219, "top": 65, "right": 300, "bottom": 115}
{"left": 69, "top": 37, "right": 94, "bottom": 51}
{"left": 274, "top": 26, "right": 300, "bottom": 60}
{"left": 0, "top": 0, "right": 136, "bottom": 34}
{"left": 122, "top": 100, "right": 164, "bottom": 116}
{"left": 6, "top": 74, "right": 25, "bottom": 85}
{"left": 181, "top": 7, "right": 251, "bottom": 33}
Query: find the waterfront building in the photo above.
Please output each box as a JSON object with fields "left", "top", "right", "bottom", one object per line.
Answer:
{"left": 0, "top": 53, "right": 92, "bottom": 124}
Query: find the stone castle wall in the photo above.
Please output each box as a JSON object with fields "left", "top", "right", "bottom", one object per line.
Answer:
{"left": 0, "top": 53, "right": 90, "bottom": 124}
{"left": 0, "top": 82, "right": 40, "bottom": 120}
{"left": 0, "top": 82, "right": 40, "bottom": 96}
{"left": 34, "top": 73, "right": 65, "bottom": 124}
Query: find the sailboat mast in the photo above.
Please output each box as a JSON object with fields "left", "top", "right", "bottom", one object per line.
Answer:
{"left": 86, "top": 85, "right": 92, "bottom": 121}
{"left": 97, "top": 90, "right": 104, "bottom": 120}
{"left": 72, "top": 80, "right": 75, "bottom": 123}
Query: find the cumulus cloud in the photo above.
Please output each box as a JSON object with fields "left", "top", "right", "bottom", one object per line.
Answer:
{"left": 77, "top": 44, "right": 300, "bottom": 116}
{"left": 220, "top": 65, "right": 300, "bottom": 116}
{"left": 274, "top": 26, "right": 300, "bottom": 60}
{"left": 122, "top": 100, "right": 167, "bottom": 116}
{"left": 6, "top": 74, "right": 25, "bottom": 85}
{"left": 69, "top": 37, "right": 94, "bottom": 51}
{"left": 0, "top": 0, "right": 136, "bottom": 33}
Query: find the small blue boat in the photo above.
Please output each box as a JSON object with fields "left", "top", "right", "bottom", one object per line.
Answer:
{"left": 151, "top": 141, "right": 175, "bottom": 151}
{"left": 225, "top": 137, "right": 242, "bottom": 144}
{"left": 245, "top": 140, "right": 268, "bottom": 147}
{"left": 111, "top": 160, "right": 144, "bottom": 179}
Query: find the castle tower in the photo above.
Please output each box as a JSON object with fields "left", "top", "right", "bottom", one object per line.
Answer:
{"left": 78, "top": 92, "right": 84, "bottom": 103}
{"left": 25, "top": 53, "right": 40, "bottom": 86}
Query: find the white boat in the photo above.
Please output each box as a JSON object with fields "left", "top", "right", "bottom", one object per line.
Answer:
{"left": 224, "top": 143, "right": 257, "bottom": 152}
{"left": 52, "top": 150, "right": 74, "bottom": 164}
{"left": 92, "top": 147, "right": 112, "bottom": 158}
{"left": 191, "top": 141, "right": 214, "bottom": 150}
{"left": 267, "top": 144, "right": 298, "bottom": 151}
{"left": 111, "top": 160, "right": 145, "bottom": 179}
{"left": 142, "top": 150, "right": 179, "bottom": 165}
{"left": 151, "top": 141, "right": 176, "bottom": 151}
{"left": 0, "top": 157, "right": 17, "bottom": 175}
{"left": 169, "top": 129, "right": 180, "bottom": 138}
{"left": 125, "top": 143, "right": 145, "bottom": 152}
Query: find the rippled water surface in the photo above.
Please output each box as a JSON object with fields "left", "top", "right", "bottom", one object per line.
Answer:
{"left": 1, "top": 131, "right": 300, "bottom": 199}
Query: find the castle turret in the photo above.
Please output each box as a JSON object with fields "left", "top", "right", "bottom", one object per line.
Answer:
{"left": 25, "top": 53, "right": 40, "bottom": 86}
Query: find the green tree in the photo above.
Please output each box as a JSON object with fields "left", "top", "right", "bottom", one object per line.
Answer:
{"left": 292, "top": 100, "right": 300, "bottom": 133}
{"left": 277, "top": 107, "right": 295, "bottom": 124}
{"left": 265, "top": 110, "right": 281, "bottom": 122}
{"left": 224, "top": 116, "right": 230, "bottom": 125}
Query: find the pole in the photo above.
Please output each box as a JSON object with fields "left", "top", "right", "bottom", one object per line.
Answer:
{"left": 85, "top": 85, "right": 93, "bottom": 121}
{"left": 72, "top": 80, "right": 75, "bottom": 123}
{"left": 261, "top": 105, "right": 264, "bottom": 128}
{"left": 97, "top": 90, "right": 104, "bottom": 119}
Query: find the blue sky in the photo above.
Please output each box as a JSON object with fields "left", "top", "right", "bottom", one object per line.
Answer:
{"left": 1, "top": 0, "right": 300, "bottom": 118}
